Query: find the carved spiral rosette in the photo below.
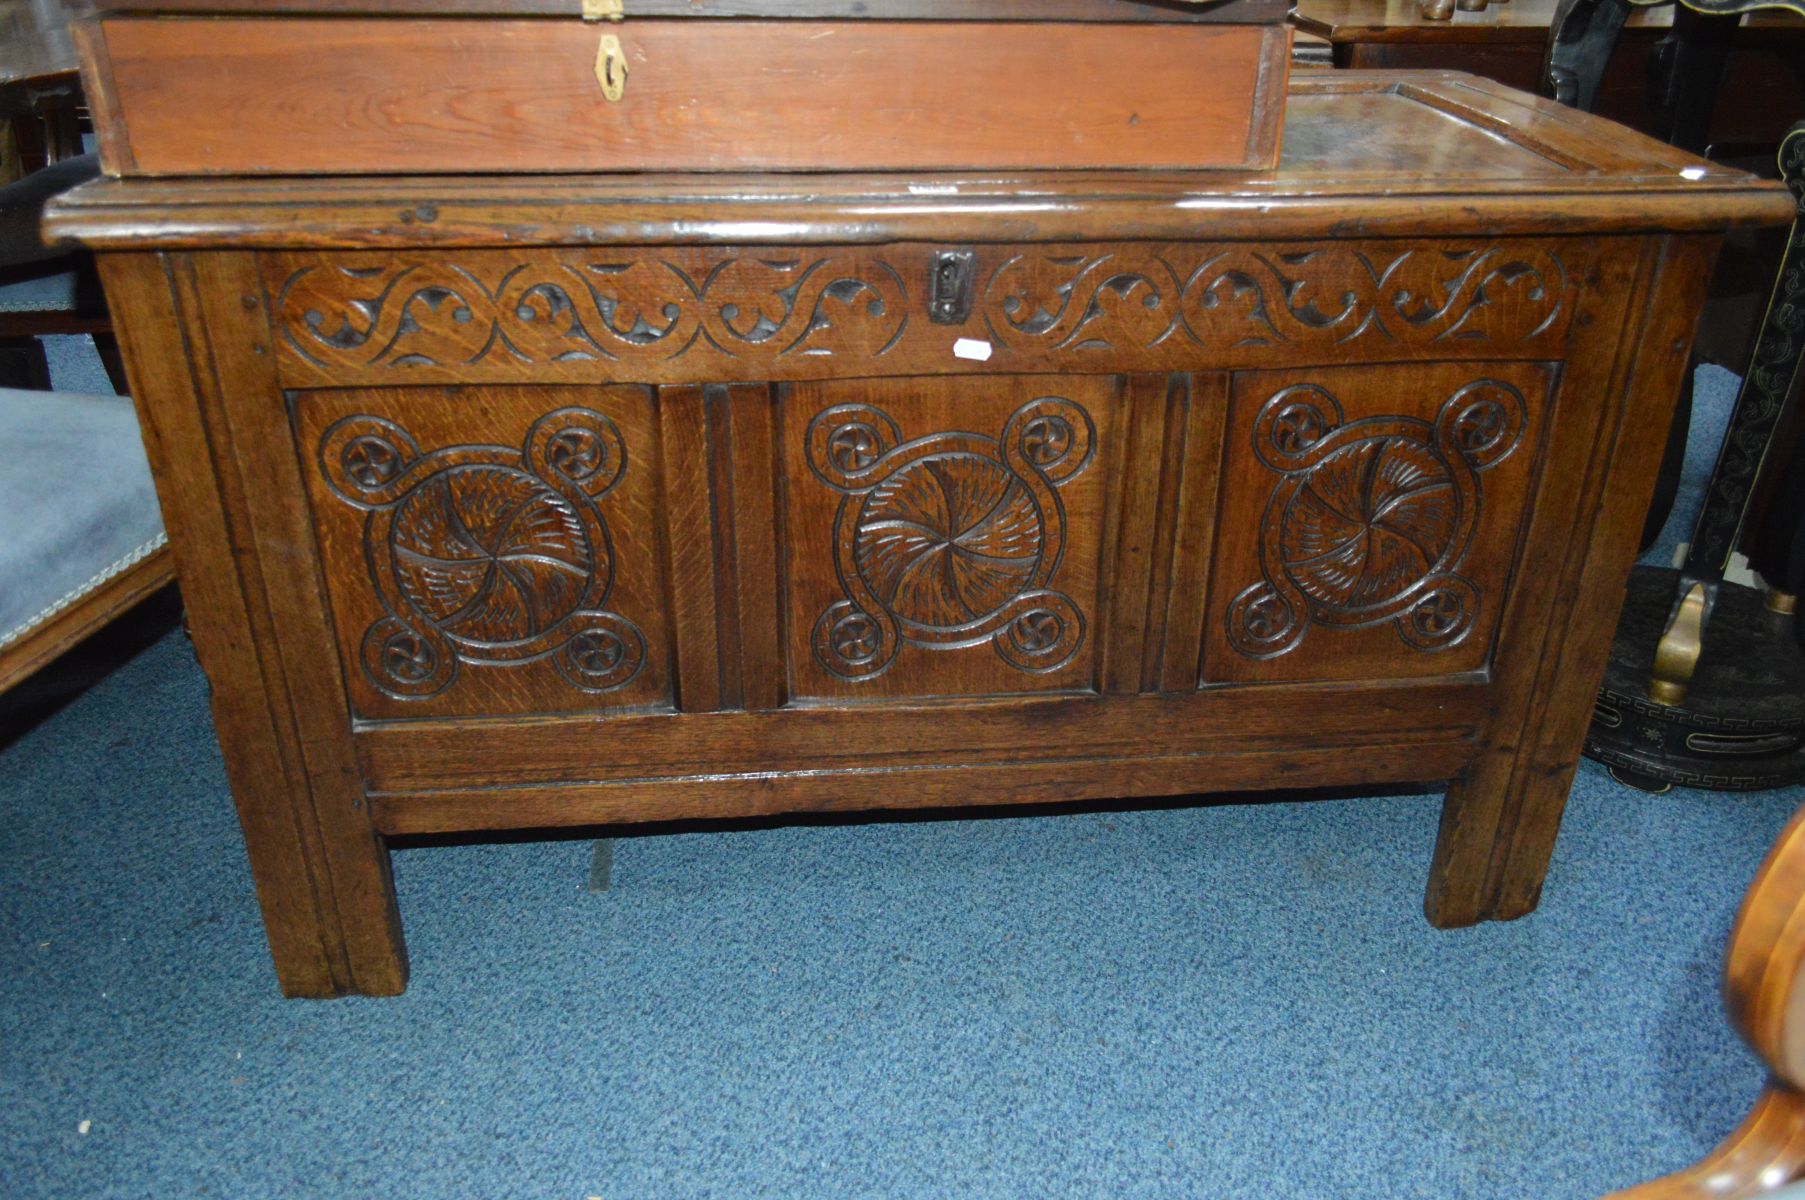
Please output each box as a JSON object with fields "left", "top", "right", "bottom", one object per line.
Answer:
{"left": 1226, "top": 581, "right": 1307, "bottom": 662}
{"left": 808, "top": 397, "right": 1095, "bottom": 681}
{"left": 554, "top": 614, "right": 648, "bottom": 693}
{"left": 1227, "top": 380, "right": 1526, "bottom": 660}
{"left": 1397, "top": 576, "right": 1480, "bottom": 651}
{"left": 1002, "top": 395, "right": 1098, "bottom": 486}
{"left": 1436, "top": 379, "right": 1527, "bottom": 470}
{"left": 360, "top": 616, "right": 456, "bottom": 699}
{"left": 992, "top": 590, "right": 1085, "bottom": 674}
{"left": 805, "top": 403, "right": 906, "bottom": 490}
{"left": 318, "top": 415, "right": 425, "bottom": 508}
{"left": 319, "top": 408, "right": 644, "bottom": 700}
{"left": 526, "top": 407, "right": 628, "bottom": 498}
{"left": 1252, "top": 383, "right": 1347, "bottom": 471}
{"left": 812, "top": 599, "right": 900, "bottom": 681}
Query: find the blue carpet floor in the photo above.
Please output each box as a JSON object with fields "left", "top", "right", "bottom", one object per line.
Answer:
{"left": 3, "top": 366, "right": 1801, "bottom": 1198}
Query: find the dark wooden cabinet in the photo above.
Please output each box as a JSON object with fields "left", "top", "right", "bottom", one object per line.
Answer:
{"left": 47, "top": 48, "right": 1794, "bottom": 996}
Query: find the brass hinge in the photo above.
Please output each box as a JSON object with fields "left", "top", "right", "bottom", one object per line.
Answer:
{"left": 582, "top": 0, "right": 624, "bottom": 22}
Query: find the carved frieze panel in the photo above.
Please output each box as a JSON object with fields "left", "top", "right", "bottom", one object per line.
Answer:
{"left": 1202, "top": 361, "right": 1552, "bottom": 684}
{"left": 264, "top": 241, "right": 1583, "bottom": 387}
{"left": 981, "top": 243, "right": 1572, "bottom": 356}
{"left": 782, "top": 375, "right": 1112, "bottom": 701}
{"left": 295, "top": 385, "right": 670, "bottom": 720}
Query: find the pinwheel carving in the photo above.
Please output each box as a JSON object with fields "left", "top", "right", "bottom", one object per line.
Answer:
{"left": 1228, "top": 380, "right": 1526, "bottom": 659}
{"left": 807, "top": 397, "right": 1095, "bottom": 680}
{"left": 318, "top": 408, "right": 645, "bottom": 699}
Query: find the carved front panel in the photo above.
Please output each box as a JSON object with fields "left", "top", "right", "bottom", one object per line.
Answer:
{"left": 264, "top": 240, "right": 1583, "bottom": 388}
{"left": 1202, "top": 362, "right": 1552, "bottom": 684}
{"left": 294, "top": 385, "right": 670, "bottom": 719}
{"left": 781, "top": 375, "right": 1113, "bottom": 701}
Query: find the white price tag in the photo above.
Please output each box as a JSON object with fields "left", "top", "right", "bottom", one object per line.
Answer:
{"left": 953, "top": 338, "right": 994, "bottom": 362}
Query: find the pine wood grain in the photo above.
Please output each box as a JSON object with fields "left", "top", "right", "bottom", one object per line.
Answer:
{"left": 90, "top": 17, "right": 1289, "bottom": 175}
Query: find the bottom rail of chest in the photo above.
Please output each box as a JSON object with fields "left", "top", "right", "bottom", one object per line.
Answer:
{"left": 354, "top": 679, "right": 1488, "bottom": 836}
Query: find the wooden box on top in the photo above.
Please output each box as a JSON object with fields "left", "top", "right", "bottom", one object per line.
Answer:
{"left": 72, "top": 0, "right": 1295, "bottom": 175}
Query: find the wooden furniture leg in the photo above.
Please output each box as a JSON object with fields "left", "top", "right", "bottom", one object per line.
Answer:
{"left": 1425, "top": 235, "right": 1720, "bottom": 926}
{"left": 1617, "top": 1084, "right": 1805, "bottom": 1198}
{"left": 1612, "top": 797, "right": 1805, "bottom": 1196}
{"left": 99, "top": 251, "right": 407, "bottom": 997}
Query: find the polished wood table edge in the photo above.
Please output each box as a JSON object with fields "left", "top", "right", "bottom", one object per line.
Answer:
{"left": 42, "top": 180, "right": 1795, "bottom": 248}
{"left": 0, "top": 0, "right": 81, "bottom": 93}
{"left": 42, "top": 189, "right": 1797, "bottom": 247}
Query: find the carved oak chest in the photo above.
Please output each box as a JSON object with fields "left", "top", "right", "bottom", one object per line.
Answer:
{"left": 48, "top": 11, "right": 1794, "bottom": 995}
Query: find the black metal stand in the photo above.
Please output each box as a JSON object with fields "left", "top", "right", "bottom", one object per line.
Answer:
{"left": 1589, "top": 569, "right": 1805, "bottom": 791}
{"left": 1583, "top": 122, "right": 1805, "bottom": 791}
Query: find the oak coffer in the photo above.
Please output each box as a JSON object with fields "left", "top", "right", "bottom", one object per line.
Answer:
{"left": 49, "top": 4, "right": 1795, "bottom": 997}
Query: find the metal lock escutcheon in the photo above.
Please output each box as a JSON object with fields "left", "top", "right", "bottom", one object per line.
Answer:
{"left": 584, "top": 0, "right": 628, "bottom": 102}
{"left": 596, "top": 34, "right": 628, "bottom": 102}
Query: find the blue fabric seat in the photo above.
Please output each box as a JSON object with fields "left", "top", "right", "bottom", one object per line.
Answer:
{"left": 0, "top": 387, "right": 165, "bottom": 656}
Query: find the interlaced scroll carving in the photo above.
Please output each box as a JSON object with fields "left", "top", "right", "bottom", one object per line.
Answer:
{"left": 1226, "top": 379, "right": 1528, "bottom": 659}
{"left": 806, "top": 397, "right": 1097, "bottom": 680}
{"left": 983, "top": 245, "right": 1569, "bottom": 354}
{"left": 268, "top": 243, "right": 1576, "bottom": 384}
{"left": 275, "top": 254, "right": 909, "bottom": 371}
{"left": 317, "top": 408, "right": 646, "bottom": 699}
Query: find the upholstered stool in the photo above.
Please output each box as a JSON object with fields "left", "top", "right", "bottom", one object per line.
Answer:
{"left": 0, "top": 386, "right": 171, "bottom": 692}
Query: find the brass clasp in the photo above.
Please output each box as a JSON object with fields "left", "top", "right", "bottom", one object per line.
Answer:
{"left": 582, "top": 0, "right": 624, "bottom": 21}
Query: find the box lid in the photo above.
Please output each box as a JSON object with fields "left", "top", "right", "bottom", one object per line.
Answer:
{"left": 74, "top": 0, "right": 1293, "bottom": 23}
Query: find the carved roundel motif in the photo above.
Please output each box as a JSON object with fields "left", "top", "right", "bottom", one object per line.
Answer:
{"left": 1228, "top": 380, "right": 1526, "bottom": 660}
{"left": 319, "top": 407, "right": 646, "bottom": 700}
{"left": 1280, "top": 436, "right": 1456, "bottom": 613}
{"left": 806, "top": 397, "right": 1095, "bottom": 680}
{"left": 855, "top": 453, "right": 1042, "bottom": 629}
{"left": 389, "top": 464, "right": 598, "bottom": 644}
